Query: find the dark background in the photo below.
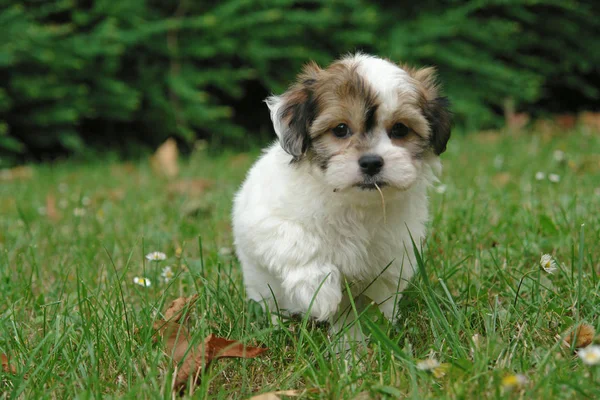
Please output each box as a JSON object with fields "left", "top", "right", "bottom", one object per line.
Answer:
{"left": 1, "top": 0, "right": 598, "bottom": 166}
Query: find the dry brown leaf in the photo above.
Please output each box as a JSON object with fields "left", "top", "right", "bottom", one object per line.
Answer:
{"left": 154, "top": 296, "right": 268, "bottom": 395}
{"left": 163, "top": 295, "right": 199, "bottom": 323}
{"left": 151, "top": 138, "right": 179, "bottom": 178}
{"left": 554, "top": 114, "right": 577, "bottom": 130}
{"left": 167, "top": 179, "right": 214, "bottom": 197}
{"left": 0, "top": 166, "right": 33, "bottom": 182}
{"left": 1, "top": 353, "right": 16, "bottom": 374}
{"left": 492, "top": 172, "right": 511, "bottom": 187}
{"left": 249, "top": 390, "right": 303, "bottom": 399}
{"left": 168, "top": 332, "right": 268, "bottom": 394}
{"left": 506, "top": 113, "right": 530, "bottom": 132}
{"left": 46, "top": 194, "right": 60, "bottom": 222}
{"left": 564, "top": 323, "right": 595, "bottom": 349}
{"left": 580, "top": 112, "right": 600, "bottom": 132}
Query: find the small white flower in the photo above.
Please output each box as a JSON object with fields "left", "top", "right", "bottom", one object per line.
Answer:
{"left": 553, "top": 150, "right": 565, "bottom": 162}
{"left": 161, "top": 266, "right": 174, "bottom": 283}
{"left": 219, "top": 247, "right": 233, "bottom": 256}
{"left": 548, "top": 173, "right": 560, "bottom": 183}
{"left": 37, "top": 207, "right": 47, "bottom": 216}
{"left": 58, "top": 183, "right": 68, "bottom": 193}
{"left": 535, "top": 172, "right": 546, "bottom": 181}
{"left": 59, "top": 198, "right": 69, "bottom": 209}
{"left": 435, "top": 184, "right": 447, "bottom": 194}
{"left": 540, "top": 254, "right": 558, "bottom": 274}
{"left": 116, "top": 374, "right": 126, "bottom": 386}
{"left": 416, "top": 358, "right": 440, "bottom": 371}
{"left": 578, "top": 345, "right": 600, "bottom": 366}
{"left": 416, "top": 358, "right": 449, "bottom": 378}
{"left": 73, "top": 207, "right": 86, "bottom": 217}
{"left": 82, "top": 196, "right": 91, "bottom": 206}
{"left": 494, "top": 155, "right": 504, "bottom": 169}
{"left": 595, "top": 188, "right": 600, "bottom": 197}
{"left": 133, "top": 277, "right": 151, "bottom": 287}
{"left": 145, "top": 251, "right": 166, "bottom": 261}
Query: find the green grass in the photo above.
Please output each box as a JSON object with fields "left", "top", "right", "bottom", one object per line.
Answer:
{"left": 1, "top": 128, "right": 600, "bottom": 399}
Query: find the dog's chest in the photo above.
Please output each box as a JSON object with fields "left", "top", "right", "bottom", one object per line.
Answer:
{"left": 311, "top": 204, "right": 417, "bottom": 280}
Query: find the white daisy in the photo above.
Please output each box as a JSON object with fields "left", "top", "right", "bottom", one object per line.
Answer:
{"left": 133, "top": 277, "right": 151, "bottom": 287}
{"left": 553, "top": 150, "right": 565, "bottom": 162}
{"left": 540, "top": 254, "right": 558, "bottom": 274}
{"left": 161, "top": 266, "right": 174, "bottom": 283}
{"left": 145, "top": 251, "right": 167, "bottom": 261}
{"left": 416, "top": 358, "right": 440, "bottom": 371}
{"left": 73, "top": 207, "right": 86, "bottom": 217}
{"left": 494, "top": 155, "right": 504, "bottom": 169}
{"left": 416, "top": 358, "right": 449, "bottom": 378}
{"left": 578, "top": 345, "right": 600, "bottom": 366}
{"left": 435, "top": 184, "right": 447, "bottom": 194}
{"left": 535, "top": 172, "right": 546, "bottom": 181}
{"left": 548, "top": 173, "right": 560, "bottom": 183}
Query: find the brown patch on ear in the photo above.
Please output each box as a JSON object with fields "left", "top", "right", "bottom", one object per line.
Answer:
{"left": 403, "top": 66, "right": 452, "bottom": 155}
{"left": 278, "top": 62, "right": 322, "bottom": 159}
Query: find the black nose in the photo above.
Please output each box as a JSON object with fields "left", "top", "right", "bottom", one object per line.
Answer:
{"left": 358, "top": 154, "right": 384, "bottom": 176}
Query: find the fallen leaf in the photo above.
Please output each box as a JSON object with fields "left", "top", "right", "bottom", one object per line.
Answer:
{"left": 248, "top": 390, "right": 303, "bottom": 399}
{"left": 46, "top": 194, "right": 60, "bottom": 222}
{"left": 167, "top": 179, "right": 214, "bottom": 197}
{"left": 167, "top": 331, "right": 267, "bottom": 394}
{"left": 580, "top": 112, "right": 600, "bottom": 132}
{"left": 163, "top": 294, "right": 199, "bottom": 323}
{"left": 1, "top": 353, "right": 16, "bottom": 374}
{"left": 564, "top": 323, "right": 596, "bottom": 349}
{"left": 151, "top": 138, "right": 179, "bottom": 178}
{"left": 492, "top": 172, "right": 511, "bottom": 187}
{"left": 0, "top": 166, "right": 33, "bottom": 182}
{"left": 506, "top": 113, "right": 530, "bottom": 131}
{"left": 154, "top": 296, "right": 268, "bottom": 395}
{"left": 554, "top": 114, "right": 577, "bottom": 130}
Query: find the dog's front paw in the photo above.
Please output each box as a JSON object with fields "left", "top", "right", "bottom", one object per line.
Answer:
{"left": 282, "top": 264, "right": 342, "bottom": 321}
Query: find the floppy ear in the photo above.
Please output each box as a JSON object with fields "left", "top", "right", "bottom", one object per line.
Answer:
{"left": 423, "top": 96, "right": 452, "bottom": 155}
{"left": 266, "top": 62, "right": 320, "bottom": 160}
{"left": 405, "top": 66, "right": 452, "bottom": 155}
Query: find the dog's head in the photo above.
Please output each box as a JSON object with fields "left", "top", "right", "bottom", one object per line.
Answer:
{"left": 267, "top": 53, "right": 451, "bottom": 193}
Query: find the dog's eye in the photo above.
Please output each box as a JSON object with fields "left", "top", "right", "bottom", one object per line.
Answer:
{"left": 390, "top": 123, "right": 410, "bottom": 139}
{"left": 332, "top": 123, "right": 351, "bottom": 138}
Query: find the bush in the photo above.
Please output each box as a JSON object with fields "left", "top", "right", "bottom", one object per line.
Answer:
{"left": 0, "top": 0, "right": 378, "bottom": 164}
{"left": 378, "top": 0, "right": 600, "bottom": 130}
{"left": 0, "top": 0, "right": 598, "bottom": 164}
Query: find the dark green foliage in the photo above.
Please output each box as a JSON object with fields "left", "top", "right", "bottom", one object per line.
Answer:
{"left": 0, "top": 0, "right": 599, "bottom": 164}
{"left": 379, "top": 0, "right": 600, "bottom": 130}
{"left": 0, "top": 0, "right": 377, "bottom": 164}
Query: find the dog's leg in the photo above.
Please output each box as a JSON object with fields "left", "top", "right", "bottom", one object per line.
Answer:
{"left": 280, "top": 263, "right": 342, "bottom": 322}
{"left": 363, "top": 277, "right": 406, "bottom": 324}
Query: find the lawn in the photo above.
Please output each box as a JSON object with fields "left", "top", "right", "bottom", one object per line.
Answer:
{"left": 1, "top": 127, "right": 600, "bottom": 399}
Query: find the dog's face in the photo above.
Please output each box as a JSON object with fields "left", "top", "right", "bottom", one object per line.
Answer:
{"left": 267, "top": 54, "right": 451, "bottom": 193}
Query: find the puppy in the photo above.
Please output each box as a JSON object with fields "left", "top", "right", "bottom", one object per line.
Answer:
{"left": 233, "top": 53, "right": 451, "bottom": 336}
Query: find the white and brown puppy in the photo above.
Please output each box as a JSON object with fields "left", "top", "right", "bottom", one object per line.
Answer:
{"left": 233, "top": 53, "right": 451, "bottom": 333}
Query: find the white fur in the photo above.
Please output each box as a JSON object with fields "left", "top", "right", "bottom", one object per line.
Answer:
{"left": 233, "top": 54, "right": 441, "bottom": 334}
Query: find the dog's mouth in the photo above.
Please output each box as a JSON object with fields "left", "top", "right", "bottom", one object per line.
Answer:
{"left": 353, "top": 181, "right": 388, "bottom": 191}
